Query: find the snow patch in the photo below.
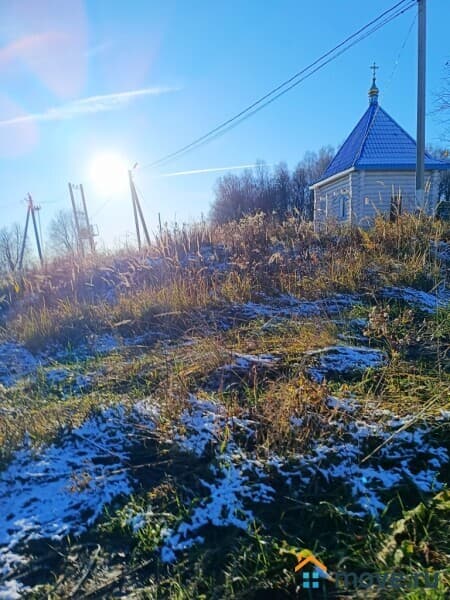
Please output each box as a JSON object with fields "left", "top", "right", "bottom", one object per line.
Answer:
{"left": 0, "top": 342, "right": 39, "bottom": 387}
{"left": 239, "top": 293, "right": 359, "bottom": 320}
{"left": 0, "top": 578, "right": 24, "bottom": 599}
{"left": 281, "top": 419, "right": 448, "bottom": 518}
{"left": 161, "top": 460, "right": 274, "bottom": 562}
{"left": 306, "top": 345, "right": 386, "bottom": 382}
{"left": 0, "top": 403, "right": 157, "bottom": 583}
{"left": 160, "top": 397, "right": 273, "bottom": 561}
{"left": 176, "top": 396, "right": 226, "bottom": 457}
{"left": 381, "top": 286, "right": 450, "bottom": 313}
{"left": 326, "top": 395, "right": 359, "bottom": 413}
{"left": 45, "top": 368, "right": 92, "bottom": 395}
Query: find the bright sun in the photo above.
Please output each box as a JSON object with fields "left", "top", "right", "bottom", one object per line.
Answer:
{"left": 88, "top": 152, "right": 129, "bottom": 196}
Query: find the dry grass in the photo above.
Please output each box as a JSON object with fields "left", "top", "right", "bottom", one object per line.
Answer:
{"left": 1, "top": 212, "right": 448, "bottom": 351}
{"left": 0, "top": 210, "right": 449, "bottom": 598}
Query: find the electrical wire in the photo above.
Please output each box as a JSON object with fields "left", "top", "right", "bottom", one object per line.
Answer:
{"left": 81, "top": 1, "right": 417, "bottom": 225}
{"left": 353, "top": 12, "right": 417, "bottom": 165}
{"left": 138, "top": 0, "right": 416, "bottom": 171}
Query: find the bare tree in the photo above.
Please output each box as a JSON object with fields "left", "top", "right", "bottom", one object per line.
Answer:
{"left": 209, "top": 148, "right": 335, "bottom": 224}
{"left": 427, "top": 145, "right": 450, "bottom": 219}
{"left": 292, "top": 146, "right": 335, "bottom": 219}
{"left": 0, "top": 223, "right": 24, "bottom": 274}
{"left": 291, "top": 165, "right": 309, "bottom": 217}
{"left": 48, "top": 210, "right": 78, "bottom": 256}
{"left": 272, "top": 162, "right": 291, "bottom": 215}
{"left": 435, "top": 61, "right": 450, "bottom": 142}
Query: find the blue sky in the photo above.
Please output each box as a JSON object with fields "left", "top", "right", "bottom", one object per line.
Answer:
{"left": 0, "top": 0, "right": 448, "bottom": 249}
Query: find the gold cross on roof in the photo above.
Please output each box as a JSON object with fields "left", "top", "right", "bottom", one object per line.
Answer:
{"left": 370, "top": 62, "right": 379, "bottom": 81}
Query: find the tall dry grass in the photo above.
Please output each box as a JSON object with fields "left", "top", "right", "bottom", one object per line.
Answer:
{"left": 0, "top": 212, "right": 448, "bottom": 350}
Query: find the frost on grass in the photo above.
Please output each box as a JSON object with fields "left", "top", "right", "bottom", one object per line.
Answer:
{"left": 0, "top": 342, "right": 39, "bottom": 387}
{"left": 52, "top": 333, "right": 121, "bottom": 363}
{"left": 161, "top": 396, "right": 273, "bottom": 562}
{"left": 0, "top": 403, "right": 157, "bottom": 585}
{"left": 161, "top": 395, "right": 448, "bottom": 560}
{"left": 381, "top": 286, "right": 450, "bottom": 313}
{"left": 45, "top": 368, "right": 92, "bottom": 396}
{"left": 161, "top": 460, "right": 274, "bottom": 562}
{"left": 176, "top": 395, "right": 256, "bottom": 457}
{"left": 306, "top": 345, "right": 386, "bottom": 382}
{"left": 275, "top": 415, "right": 448, "bottom": 518}
{"left": 239, "top": 293, "right": 360, "bottom": 320}
{"left": 205, "top": 352, "right": 280, "bottom": 392}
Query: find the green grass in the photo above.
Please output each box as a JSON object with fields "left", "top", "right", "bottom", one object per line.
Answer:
{"left": 1, "top": 213, "right": 449, "bottom": 598}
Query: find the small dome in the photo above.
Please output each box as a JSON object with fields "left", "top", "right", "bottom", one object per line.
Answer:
{"left": 368, "top": 63, "right": 379, "bottom": 105}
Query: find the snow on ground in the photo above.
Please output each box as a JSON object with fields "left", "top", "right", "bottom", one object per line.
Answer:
{"left": 161, "top": 396, "right": 274, "bottom": 562}
{"left": 272, "top": 414, "right": 448, "bottom": 518}
{"left": 175, "top": 395, "right": 256, "bottom": 457}
{"left": 0, "top": 343, "right": 39, "bottom": 387}
{"left": 306, "top": 345, "right": 387, "bottom": 382}
{"left": 381, "top": 286, "right": 450, "bottom": 313}
{"left": 290, "top": 429, "right": 440, "bottom": 517}
{"left": 157, "top": 396, "right": 448, "bottom": 559}
{"left": 326, "top": 395, "right": 359, "bottom": 413}
{"left": 0, "top": 333, "right": 134, "bottom": 389}
{"left": 430, "top": 240, "right": 450, "bottom": 263}
{"left": 0, "top": 403, "right": 157, "bottom": 592}
{"left": 232, "top": 352, "right": 279, "bottom": 368}
{"left": 239, "top": 293, "right": 360, "bottom": 320}
{"left": 52, "top": 333, "right": 122, "bottom": 363}
{"left": 0, "top": 391, "right": 447, "bottom": 580}
{"left": 161, "top": 459, "right": 274, "bottom": 562}
{"left": 176, "top": 396, "right": 226, "bottom": 457}
{"left": 45, "top": 368, "right": 92, "bottom": 395}
{"left": 0, "top": 577, "right": 22, "bottom": 600}
{"left": 204, "top": 353, "right": 280, "bottom": 392}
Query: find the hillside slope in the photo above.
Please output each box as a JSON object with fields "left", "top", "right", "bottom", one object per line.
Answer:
{"left": 0, "top": 214, "right": 449, "bottom": 599}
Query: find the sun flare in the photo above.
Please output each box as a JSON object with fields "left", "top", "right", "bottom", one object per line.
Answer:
{"left": 88, "top": 151, "right": 129, "bottom": 196}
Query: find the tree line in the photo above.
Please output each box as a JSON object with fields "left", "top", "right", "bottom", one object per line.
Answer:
{"left": 1, "top": 146, "right": 450, "bottom": 274}
{"left": 209, "top": 147, "right": 334, "bottom": 224}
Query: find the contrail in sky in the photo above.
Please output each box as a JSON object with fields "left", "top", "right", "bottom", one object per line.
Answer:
{"left": 159, "top": 163, "right": 265, "bottom": 177}
{"left": 0, "top": 86, "right": 178, "bottom": 127}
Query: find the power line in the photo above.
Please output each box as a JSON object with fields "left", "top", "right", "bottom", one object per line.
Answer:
{"left": 354, "top": 12, "right": 417, "bottom": 164}
{"left": 139, "top": 0, "right": 415, "bottom": 171}
{"left": 172, "top": 3, "right": 416, "bottom": 165}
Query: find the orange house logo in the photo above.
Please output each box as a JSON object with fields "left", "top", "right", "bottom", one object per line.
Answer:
{"left": 295, "top": 552, "right": 331, "bottom": 590}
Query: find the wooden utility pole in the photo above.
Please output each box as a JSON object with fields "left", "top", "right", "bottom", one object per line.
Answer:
{"left": 79, "top": 184, "right": 95, "bottom": 253}
{"left": 416, "top": 0, "right": 426, "bottom": 207}
{"left": 19, "top": 194, "right": 44, "bottom": 269}
{"left": 68, "top": 183, "right": 97, "bottom": 256}
{"left": 69, "top": 182, "right": 84, "bottom": 257}
{"left": 128, "top": 170, "right": 142, "bottom": 250}
{"left": 128, "top": 169, "right": 151, "bottom": 249}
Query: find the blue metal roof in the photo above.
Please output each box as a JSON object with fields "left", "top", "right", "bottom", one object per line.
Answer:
{"left": 318, "top": 101, "right": 450, "bottom": 182}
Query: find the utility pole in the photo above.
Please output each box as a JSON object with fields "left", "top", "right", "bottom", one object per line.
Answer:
{"left": 69, "top": 182, "right": 84, "bottom": 257}
{"left": 128, "top": 169, "right": 151, "bottom": 250}
{"left": 19, "top": 194, "right": 44, "bottom": 269}
{"left": 79, "top": 184, "right": 95, "bottom": 253}
{"left": 128, "top": 169, "right": 142, "bottom": 250}
{"left": 68, "top": 183, "right": 97, "bottom": 256}
{"left": 416, "top": 0, "right": 426, "bottom": 208}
